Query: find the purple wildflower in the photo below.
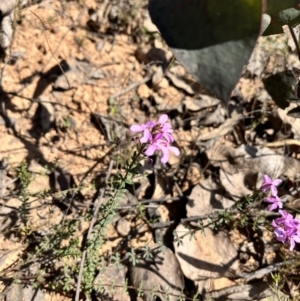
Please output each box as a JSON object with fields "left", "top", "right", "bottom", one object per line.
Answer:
{"left": 272, "top": 225, "right": 287, "bottom": 243}
{"left": 261, "top": 174, "right": 282, "bottom": 197}
{"left": 130, "top": 121, "right": 156, "bottom": 143}
{"left": 130, "top": 114, "right": 180, "bottom": 164}
{"left": 265, "top": 195, "right": 283, "bottom": 211}
{"left": 145, "top": 139, "right": 180, "bottom": 164}
{"left": 272, "top": 210, "right": 300, "bottom": 251}
{"left": 155, "top": 114, "right": 174, "bottom": 143}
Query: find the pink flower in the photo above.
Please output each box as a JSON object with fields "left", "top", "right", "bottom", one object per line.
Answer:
{"left": 130, "top": 121, "right": 156, "bottom": 143}
{"left": 273, "top": 210, "right": 295, "bottom": 227}
{"left": 273, "top": 226, "right": 287, "bottom": 243}
{"left": 265, "top": 195, "right": 283, "bottom": 211}
{"left": 155, "top": 114, "right": 174, "bottom": 143}
{"left": 261, "top": 175, "right": 282, "bottom": 197}
{"left": 272, "top": 210, "right": 300, "bottom": 251}
{"left": 130, "top": 114, "right": 179, "bottom": 164}
{"left": 145, "top": 139, "right": 180, "bottom": 164}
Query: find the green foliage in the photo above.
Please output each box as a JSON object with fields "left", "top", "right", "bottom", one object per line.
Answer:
{"left": 127, "top": 248, "right": 139, "bottom": 265}
{"left": 35, "top": 219, "right": 80, "bottom": 256}
{"left": 148, "top": 0, "right": 300, "bottom": 109}
{"left": 16, "top": 160, "right": 31, "bottom": 190}
{"left": 16, "top": 161, "right": 32, "bottom": 228}
{"left": 6, "top": 119, "right": 298, "bottom": 300}
{"left": 264, "top": 0, "right": 300, "bottom": 35}
{"left": 148, "top": 0, "right": 262, "bottom": 104}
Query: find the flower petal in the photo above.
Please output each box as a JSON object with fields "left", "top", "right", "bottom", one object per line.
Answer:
{"left": 130, "top": 124, "right": 143, "bottom": 132}
{"left": 293, "top": 235, "right": 300, "bottom": 243}
{"left": 160, "top": 151, "right": 169, "bottom": 164}
{"left": 163, "top": 133, "right": 174, "bottom": 143}
{"left": 270, "top": 186, "right": 278, "bottom": 197}
{"left": 274, "top": 227, "right": 286, "bottom": 242}
{"left": 153, "top": 133, "right": 163, "bottom": 141}
{"left": 140, "top": 130, "right": 152, "bottom": 143}
{"left": 289, "top": 238, "right": 296, "bottom": 251}
{"left": 268, "top": 203, "right": 277, "bottom": 211}
{"left": 162, "top": 123, "right": 172, "bottom": 131}
{"left": 145, "top": 144, "right": 157, "bottom": 156}
{"left": 261, "top": 183, "right": 271, "bottom": 192}
{"left": 265, "top": 197, "right": 275, "bottom": 204}
{"left": 169, "top": 146, "right": 180, "bottom": 156}
{"left": 158, "top": 114, "right": 168, "bottom": 124}
{"left": 272, "top": 179, "right": 282, "bottom": 186}
{"left": 145, "top": 121, "right": 156, "bottom": 128}
{"left": 157, "top": 144, "right": 169, "bottom": 164}
{"left": 262, "top": 174, "right": 272, "bottom": 185}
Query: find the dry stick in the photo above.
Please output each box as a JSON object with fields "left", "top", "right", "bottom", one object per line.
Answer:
{"left": 265, "top": 139, "right": 300, "bottom": 148}
{"left": 29, "top": 10, "right": 71, "bottom": 89}
{"left": 109, "top": 76, "right": 151, "bottom": 99}
{"left": 236, "top": 259, "right": 296, "bottom": 282}
{"left": 207, "top": 260, "right": 297, "bottom": 300}
{"left": 150, "top": 209, "right": 280, "bottom": 229}
{"left": 149, "top": 209, "right": 238, "bottom": 229}
{"left": 74, "top": 160, "right": 114, "bottom": 301}
{"left": 288, "top": 25, "right": 300, "bottom": 61}
{"left": 14, "top": 6, "right": 84, "bottom": 96}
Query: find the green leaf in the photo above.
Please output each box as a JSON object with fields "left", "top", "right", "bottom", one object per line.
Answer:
{"left": 125, "top": 177, "right": 133, "bottom": 185}
{"left": 263, "top": 70, "right": 297, "bottom": 109}
{"left": 263, "top": 0, "right": 300, "bottom": 35}
{"left": 148, "top": 0, "right": 262, "bottom": 105}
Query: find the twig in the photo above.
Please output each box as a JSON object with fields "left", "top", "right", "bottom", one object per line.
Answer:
{"left": 109, "top": 76, "right": 151, "bottom": 99}
{"left": 14, "top": 5, "right": 84, "bottom": 96}
{"left": 149, "top": 209, "right": 233, "bottom": 229}
{"left": 115, "top": 196, "right": 187, "bottom": 211}
{"left": 150, "top": 209, "right": 279, "bottom": 229}
{"left": 74, "top": 160, "right": 114, "bottom": 301}
{"left": 236, "top": 259, "right": 296, "bottom": 282}
{"left": 264, "top": 139, "right": 300, "bottom": 148}
{"left": 288, "top": 25, "right": 300, "bottom": 61}
{"left": 0, "top": 285, "right": 12, "bottom": 300}
{"left": 29, "top": 10, "right": 71, "bottom": 89}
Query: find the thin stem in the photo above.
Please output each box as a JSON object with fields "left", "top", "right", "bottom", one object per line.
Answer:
{"left": 288, "top": 25, "right": 300, "bottom": 61}
{"left": 75, "top": 144, "right": 145, "bottom": 300}
{"left": 74, "top": 160, "right": 114, "bottom": 301}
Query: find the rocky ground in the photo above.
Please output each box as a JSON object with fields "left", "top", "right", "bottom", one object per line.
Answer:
{"left": 0, "top": 1, "right": 300, "bottom": 300}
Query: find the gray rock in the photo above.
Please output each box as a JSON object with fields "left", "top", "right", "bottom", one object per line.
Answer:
{"left": 174, "top": 224, "right": 239, "bottom": 280}
{"left": 116, "top": 217, "right": 131, "bottom": 237}
{"left": 130, "top": 244, "right": 184, "bottom": 301}
{"left": 94, "top": 265, "right": 130, "bottom": 301}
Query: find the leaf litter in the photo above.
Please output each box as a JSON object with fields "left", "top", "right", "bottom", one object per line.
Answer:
{"left": 0, "top": 1, "right": 299, "bottom": 301}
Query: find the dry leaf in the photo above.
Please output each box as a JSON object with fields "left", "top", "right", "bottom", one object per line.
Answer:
{"left": 220, "top": 170, "right": 253, "bottom": 200}
{"left": 183, "top": 94, "right": 220, "bottom": 111}
{"left": 198, "top": 113, "right": 241, "bottom": 141}
{"left": 174, "top": 224, "right": 238, "bottom": 280}
{"left": 166, "top": 71, "right": 195, "bottom": 95}
{"left": 186, "top": 177, "right": 234, "bottom": 217}
{"left": 202, "top": 105, "right": 226, "bottom": 126}
{"left": 278, "top": 103, "right": 300, "bottom": 139}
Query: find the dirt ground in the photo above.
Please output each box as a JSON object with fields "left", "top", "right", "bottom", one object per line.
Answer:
{"left": 0, "top": 1, "right": 300, "bottom": 300}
